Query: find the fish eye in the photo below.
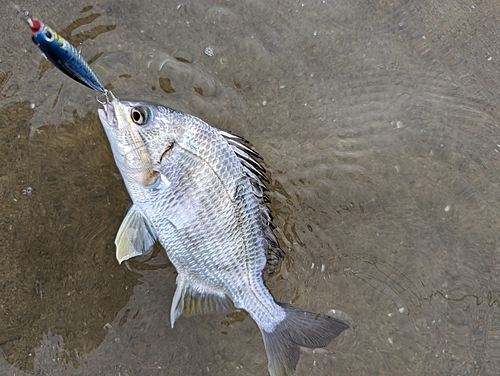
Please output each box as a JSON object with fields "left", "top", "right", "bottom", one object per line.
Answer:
{"left": 31, "top": 36, "right": 40, "bottom": 46}
{"left": 131, "top": 107, "right": 149, "bottom": 125}
{"left": 44, "top": 29, "right": 53, "bottom": 41}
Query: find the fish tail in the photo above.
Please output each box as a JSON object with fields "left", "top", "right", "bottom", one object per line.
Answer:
{"left": 261, "top": 303, "right": 348, "bottom": 376}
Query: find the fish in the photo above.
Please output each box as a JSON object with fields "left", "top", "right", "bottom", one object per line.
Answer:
{"left": 26, "top": 17, "right": 106, "bottom": 93}
{"left": 97, "top": 94, "right": 349, "bottom": 376}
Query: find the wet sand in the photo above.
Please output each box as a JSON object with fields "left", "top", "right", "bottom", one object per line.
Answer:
{"left": 1, "top": 0, "right": 500, "bottom": 374}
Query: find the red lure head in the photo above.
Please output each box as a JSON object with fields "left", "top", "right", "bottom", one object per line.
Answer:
{"left": 27, "top": 18, "right": 42, "bottom": 34}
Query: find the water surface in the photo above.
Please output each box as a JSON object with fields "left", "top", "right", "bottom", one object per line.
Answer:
{"left": 1, "top": 0, "right": 500, "bottom": 374}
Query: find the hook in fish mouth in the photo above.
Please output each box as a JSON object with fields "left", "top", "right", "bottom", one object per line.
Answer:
{"left": 96, "top": 90, "right": 117, "bottom": 114}
{"left": 96, "top": 91, "right": 118, "bottom": 126}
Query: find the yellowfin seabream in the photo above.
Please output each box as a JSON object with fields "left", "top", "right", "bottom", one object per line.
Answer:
{"left": 98, "top": 95, "right": 349, "bottom": 376}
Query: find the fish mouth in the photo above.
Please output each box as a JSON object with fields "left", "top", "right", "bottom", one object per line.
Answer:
{"left": 98, "top": 101, "right": 118, "bottom": 128}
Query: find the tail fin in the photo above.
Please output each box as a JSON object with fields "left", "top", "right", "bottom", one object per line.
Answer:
{"left": 261, "top": 303, "right": 349, "bottom": 376}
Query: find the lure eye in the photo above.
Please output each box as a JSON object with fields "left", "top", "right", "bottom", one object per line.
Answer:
{"left": 31, "top": 36, "right": 40, "bottom": 46}
{"left": 131, "top": 107, "right": 149, "bottom": 125}
{"left": 44, "top": 29, "right": 53, "bottom": 41}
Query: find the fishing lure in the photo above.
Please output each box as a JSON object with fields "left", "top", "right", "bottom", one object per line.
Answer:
{"left": 27, "top": 17, "right": 106, "bottom": 94}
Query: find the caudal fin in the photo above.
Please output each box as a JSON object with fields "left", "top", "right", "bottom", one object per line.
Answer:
{"left": 261, "top": 303, "right": 349, "bottom": 376}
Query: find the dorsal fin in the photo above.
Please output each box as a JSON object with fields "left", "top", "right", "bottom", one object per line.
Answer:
{"left": 218, "top": 129, "right": 284, "bottom": 274}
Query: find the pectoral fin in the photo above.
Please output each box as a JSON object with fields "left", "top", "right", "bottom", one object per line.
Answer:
{"left": 115, "top": 205, "right": 157, "bottom": 264}
{"left": 170, "top": 276, "right": 234, "bottom": 328}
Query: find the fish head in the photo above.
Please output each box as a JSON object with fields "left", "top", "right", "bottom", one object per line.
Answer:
{"left": 98, "top": 96, "right": 165, "bottom": 187}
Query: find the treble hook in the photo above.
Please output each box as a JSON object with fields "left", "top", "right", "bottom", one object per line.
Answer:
{"left": 96, "top": 89, "right": 117, "bottom": 112}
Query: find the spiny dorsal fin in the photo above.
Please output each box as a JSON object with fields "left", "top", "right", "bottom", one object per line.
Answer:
{"left": 115, "top": 204, "right": 157, "bottom": 264}
{"left": 171, "top": 276, "right": 234, "bottom": 328}
{"left": 218, "top": 128, "right": 284, "bottom": 273}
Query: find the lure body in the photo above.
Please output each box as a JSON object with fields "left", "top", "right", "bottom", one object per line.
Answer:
{"left": 27, "top": 17, "right": 105, "bottom": 93}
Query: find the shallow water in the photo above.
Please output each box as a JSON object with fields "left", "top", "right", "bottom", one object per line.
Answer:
{"left": 1, "top": 0, "right": 500, "bottom": 375}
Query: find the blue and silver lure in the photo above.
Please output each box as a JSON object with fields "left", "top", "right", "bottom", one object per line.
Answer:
{"left": 27, "top": 17, "right": 106, "bottom": 94}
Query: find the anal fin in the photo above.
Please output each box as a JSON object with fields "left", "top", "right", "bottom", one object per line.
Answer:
{"left": 171, "top": 276, "right": 234, "bottom": 328}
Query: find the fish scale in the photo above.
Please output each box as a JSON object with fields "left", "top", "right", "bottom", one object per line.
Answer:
{"left": 161, "top": 159, "right": 261, "bottom": 289}
{"left": 98, "top": 98, "right": 349, "bottom": 376}
{"left": 169, "top": 157, "right": 274, "bottom": 321}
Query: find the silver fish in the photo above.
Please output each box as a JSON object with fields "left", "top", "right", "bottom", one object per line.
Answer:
{"left": 97, "top": 95, "right": 348, "bottom": 376}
